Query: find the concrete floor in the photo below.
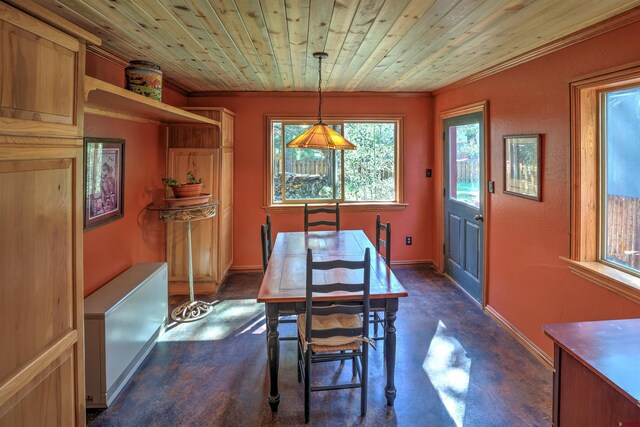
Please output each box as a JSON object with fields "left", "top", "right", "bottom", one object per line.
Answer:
{"left": 88, "top": 265, "right": 552, "bottom": 426}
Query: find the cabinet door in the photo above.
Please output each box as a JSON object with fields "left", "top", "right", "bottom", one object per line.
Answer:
{"left": 0, "top": 3, "right": 82, "bottom": 138}
{"left": 219, "top": 146, "right": 233, "bottom": 277}
{"left": 166, "top": 148, "right": 217, "bottom": 282}
{"left": 0, "top": 147, "right": 84, "bottom": 426}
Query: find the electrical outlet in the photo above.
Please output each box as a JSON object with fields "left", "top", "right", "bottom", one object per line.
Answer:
{"left": 425, "top": 168, "right": 432, "bottom": 178}
{"left": 406, "top": 236, "right": 412, "bottom": 245}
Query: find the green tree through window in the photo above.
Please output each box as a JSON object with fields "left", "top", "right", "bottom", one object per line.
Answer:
{"left": 270, "top": 120, "right": 399, "bottom": 204}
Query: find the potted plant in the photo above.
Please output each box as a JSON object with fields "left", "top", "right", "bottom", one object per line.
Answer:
{"left": 162, "top": 171, "right": 204, "bottom": 198}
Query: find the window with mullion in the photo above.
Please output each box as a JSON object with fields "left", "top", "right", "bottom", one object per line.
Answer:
{"left": 270, "top": 119, "right": 399, "bottom": 205}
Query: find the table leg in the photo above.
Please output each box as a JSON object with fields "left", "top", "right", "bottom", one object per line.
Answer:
{"left": 266, "top": 303, "right": 280, "bottom": 412}
{"left": 384, "top": 298, "right": 399, "bottom": 407}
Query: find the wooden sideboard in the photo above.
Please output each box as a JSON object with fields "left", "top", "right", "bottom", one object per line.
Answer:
{"left": 544, "top": 319, "right": 640, "bottom": 427}
{"left": 167, "top": 108, "right": 234, "bottom": 294}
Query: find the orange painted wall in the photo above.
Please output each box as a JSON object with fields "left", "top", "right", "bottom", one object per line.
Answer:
{"left": 433, "top": 21, "right": 640, "bottom": 355}
{"left": 83, "top": 52, "right": 182, "bottom": 296}
{"left": 188, "top": 94, "right": 435, "bottom": 267}
{"left": 83, "top": 117, "right": 166, "bottom": 296}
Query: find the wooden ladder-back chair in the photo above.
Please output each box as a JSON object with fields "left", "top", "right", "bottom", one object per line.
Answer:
{"left": 371, "top": 214, "right": 391, "bottom": 342}
{"left": 261, "top": 215, "right": 296, "bottom": 341}
{"left": 304, "top": 203, "right": 340, "bottom": 232}
{"left": 297, "top": 248, "right": 371, "bottom": 423}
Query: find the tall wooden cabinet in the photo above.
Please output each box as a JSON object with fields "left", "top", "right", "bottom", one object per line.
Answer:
{"left": 167, "top": 108, "right": 234, "bottom": 294}
{"left": 0, "top": 2, "right": 98, "bottom": 425}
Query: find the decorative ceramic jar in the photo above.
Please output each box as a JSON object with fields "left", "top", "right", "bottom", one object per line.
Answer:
{"left": 125, "top": 60, "right": 162, "bottom": 101}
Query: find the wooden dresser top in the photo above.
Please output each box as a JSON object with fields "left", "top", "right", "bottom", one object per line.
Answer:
{"left": 544, "top": 318, "right": 640, "bottom": 405}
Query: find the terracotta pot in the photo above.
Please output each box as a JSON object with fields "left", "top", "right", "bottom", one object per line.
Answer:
{"left": 171, "top": 183, "right": 203, "bottom": 198}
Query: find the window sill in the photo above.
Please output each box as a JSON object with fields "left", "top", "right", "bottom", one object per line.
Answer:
{"left": 263, "top": 202, "right": 408, "bottom": 213}
{"left": 562, "top": 257, "right": 640, "bottom": 304}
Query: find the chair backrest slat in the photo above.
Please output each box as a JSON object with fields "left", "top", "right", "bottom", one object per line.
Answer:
{"left": 311, "top": 304, "right": 363, "bottom": 316}
{"left": 375, "top": 214, "right": 391, "bottom": 267}
{"left": 311, "top": 259, "right": 365, "bottom": 270}
{"left": 305, "top": 248, "right": 370, "bottom": 342}
{"left": 311, "top": 327, "right": 363, "bottom": 339}
{"left": 305, "top": 203, "right": 340, "bottom": 232}
{"left": 310, "top": 282, "right": 365, "bottom": 293}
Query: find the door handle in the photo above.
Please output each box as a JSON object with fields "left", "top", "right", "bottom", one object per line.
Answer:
{"left": 474, "top": 214, "right": 484, "bottom": 221}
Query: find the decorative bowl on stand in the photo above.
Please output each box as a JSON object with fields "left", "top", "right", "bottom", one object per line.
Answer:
{"left": 171, "top": 183, "right": 203, "bottom": 198}
{"left": 164, "top": 193, "right": 211, "bottom": 207}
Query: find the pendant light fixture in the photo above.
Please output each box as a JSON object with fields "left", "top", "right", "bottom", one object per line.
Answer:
{"left": 286, "top": 52, "right": 356, "bottom": 150}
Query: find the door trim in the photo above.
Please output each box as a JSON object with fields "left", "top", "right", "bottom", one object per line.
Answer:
{"left": 436, "top": 100, "right": 489, "bottom": 307}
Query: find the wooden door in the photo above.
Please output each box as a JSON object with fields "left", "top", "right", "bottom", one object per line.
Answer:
{"left": 0, "top": 146, "right": 85, "bottom": 426}
{"left": 443, "top": 112, "right": 485, "bottom": 303}
{"left": 219, "top": 145, "right": 233, "bottom": 277}
{"left": 166, "top": 148, "right": 217, "bottom": 287}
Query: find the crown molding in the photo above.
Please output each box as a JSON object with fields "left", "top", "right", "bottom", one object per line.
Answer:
{"left": 188, "top": 90, "right": 432, "bottom": 98}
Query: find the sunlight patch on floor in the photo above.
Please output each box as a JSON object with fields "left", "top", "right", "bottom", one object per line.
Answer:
{"left": 423, "top": 320, "right": 471, "bottom": 427}
{"left": 159, "top": 299, "right": 263, "bottom": 342}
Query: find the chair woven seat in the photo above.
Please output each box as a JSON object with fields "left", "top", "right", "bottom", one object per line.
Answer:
{"left": 297, "top": 313, "right": 361, "bottom": 352}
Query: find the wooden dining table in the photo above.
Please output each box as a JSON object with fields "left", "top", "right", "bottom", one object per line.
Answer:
{"left": 257, "top": 229, "right": 409, "bottom": 412}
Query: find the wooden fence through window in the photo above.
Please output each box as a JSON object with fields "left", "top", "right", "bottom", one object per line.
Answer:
{"left": 606, "top": 195, "right": 640, "bottom": 271}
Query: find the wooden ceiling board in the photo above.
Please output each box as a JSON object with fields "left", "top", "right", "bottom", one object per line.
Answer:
{"left": 345, "top": 0, "right": 460, "bottom": 91}
{"left": 385, "top": 0, "right": 540, "bottom": 91}
{"left": 324, "top": 0, "right": 387, "bottom": 91}
{"left": 390, "top": 0, "right": 636, "bottom": 91}
{"left": 183, "top": 0, "right": 264, "bottom": 90}
{"left": 325, "top": 0, "right": 409, "bottom": 91}
{"left": 76, "top": 0, "right": 217, "bottom": 89}
{"left": 342, "top": 0, "right": 437, "bottom": 91}
{"left": 41, "top": 0, "right": 214, "bottom": 90}
{"left": 166, "top": 0, "right": 257, "bottom": 89}
{"left": 132, "top": 0, "right": 243, "bottom": 89}
{"left": 304, "top": 0, "right": 334, "bottom": 89}
{"left": 284, "top": 0, "right": 310, "bottom": 90}
{"left": 28, "top": 0, "right": 640, "bottom": 92}
{"left": 234, "top": 0, "right": 288, "bottom": 90}
{"left": 259, "top": 0, "right": 294, "bottom": 90}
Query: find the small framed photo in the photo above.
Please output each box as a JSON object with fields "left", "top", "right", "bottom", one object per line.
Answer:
{"left": 84, "top": 137, "right": 125, "bottom": 230}
{"left": 503, "top": 134, "right": 541, "bottom": 201}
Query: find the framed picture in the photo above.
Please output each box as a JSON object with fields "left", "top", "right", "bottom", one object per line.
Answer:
{"left": 84, "top": 138, "right": 125, "bottom": 230}
{"left": 503, "top": 134, "right": 541, "bottom": 201}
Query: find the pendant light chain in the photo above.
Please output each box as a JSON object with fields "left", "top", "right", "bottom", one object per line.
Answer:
{"left": 317, "top": 55, "right": 323, "bottom": 123}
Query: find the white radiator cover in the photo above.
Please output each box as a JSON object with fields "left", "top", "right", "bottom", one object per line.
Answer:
{"left": 84, "top": 262, "right": 168, "bottom": 408}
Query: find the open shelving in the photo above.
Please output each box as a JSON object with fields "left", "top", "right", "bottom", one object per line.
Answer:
{"left": 84, "top": 76, "right": 220, "bottom": 126}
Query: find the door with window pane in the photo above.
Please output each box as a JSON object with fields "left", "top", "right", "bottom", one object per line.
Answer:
{"left": 444, "top": 112, "right": 484, "bottom": 303}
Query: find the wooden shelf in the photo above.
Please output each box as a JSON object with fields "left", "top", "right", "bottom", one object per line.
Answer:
{"left": 84, "top": 76, "right": 220, "bottom": 126}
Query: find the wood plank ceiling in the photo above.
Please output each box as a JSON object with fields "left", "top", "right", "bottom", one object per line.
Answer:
{"left": 30, "top": 0, "right": 640, "bottom": 92}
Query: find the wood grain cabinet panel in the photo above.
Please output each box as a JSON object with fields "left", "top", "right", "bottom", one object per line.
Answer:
{"left": 0, "top": 2, "right": 88, "bottom": 425}
{"left": 0, "top": 2, "right": 82, "bottom": 138}
{"left": 167, "top": 108, "right": 234, "bottom": 294}
{"left": 166, "top": 148, "right": 217, "bottom": 282}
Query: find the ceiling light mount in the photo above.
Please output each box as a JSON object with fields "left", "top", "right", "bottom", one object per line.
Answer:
{"left": 286, "top": 52, "right": 356, "bottom": 150}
